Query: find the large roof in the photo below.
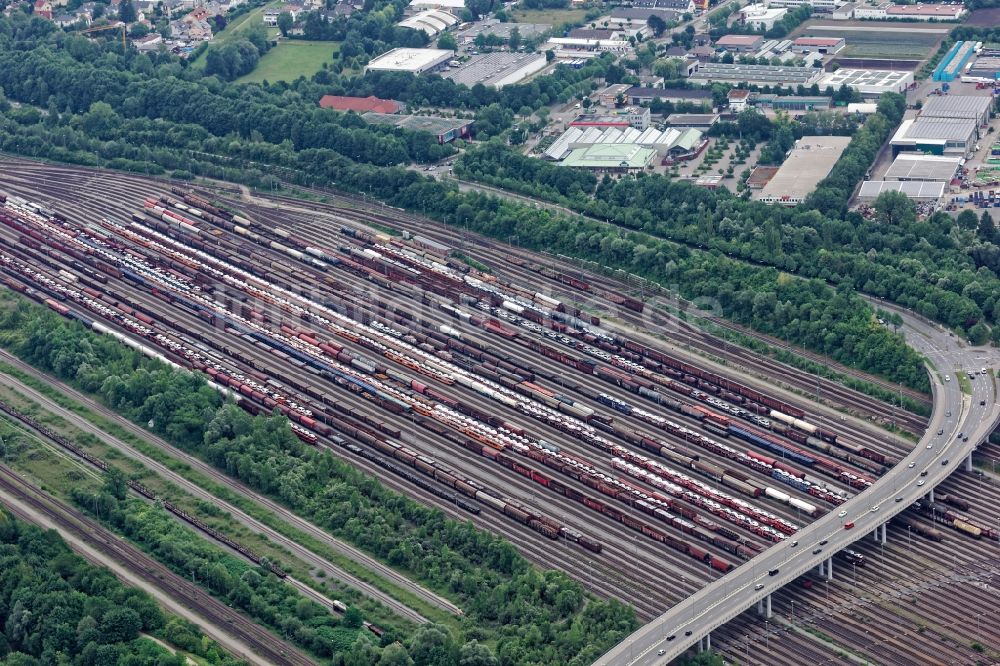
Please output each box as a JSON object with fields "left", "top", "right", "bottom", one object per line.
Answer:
{"left": 366, "top": 48, "right": 453, "bottom": 72}
{"left": 544, "top": 125, "right": 704, "bottom": 160}
{"left": 444, "top": 52, "right": 547, "bottom": 89}
{"left": 319, "top": 95, "right": 400, "bottom": 114}
{"left": 561, "top": 144, "right": 657, "bottom": 169}
{"left": 858, "top": 180, "right": 945, "bottom": 200}
{"left": 893, "top": 117, "right": 977, "bottom": 142}
{"left": 690, "top": 62, "right": 821, "bottom": 85}
{"left": 759, "top": 136, "right": 851, "bottom": 203}
{"left": 884, "top": 154, "right": 961, "bottom": 181}
{"left": 397, "top": 10, "right": 458, "bottom": 36}
{"left": 920, "top": 95, "right": 993, "bottom": 121}
{"left": 362, "top": 112, "right": 470, "bottom": 135}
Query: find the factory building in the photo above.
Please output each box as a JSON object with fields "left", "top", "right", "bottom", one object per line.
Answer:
{"left": 857, "top": 181, "right": 945, "bottom": 203}
{"left": 920, "top": 95, "right": 993, "bottom": 128}
{"left": 883, "top": 154, "right": 961, "bottom": 182}
{"left": 758, "top": 136, "right": 852, "bottom": 206}
{"left": 817, "top": 69, "right": 914, "bottom": 97}
{"left": 396, "top": 10, "right": 458, "bottom": 37}
{"left": 366, "top": 48, "right": 454, "bottom": 73}
{"left": 890, "top": 117, "right": 978, "bottom": 158}
{"left": 690, "top": 62, "right": 822, "bottom": 87}
{"left": 444, "top": 52, "right": 548, "bottom": 89}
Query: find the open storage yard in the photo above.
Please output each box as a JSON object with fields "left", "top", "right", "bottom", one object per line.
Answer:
{"left": 793, "top": 22, "right": 946, "bottom": 60}
{"left": 3, "top": 162, "right": 1000, "bottom": 666}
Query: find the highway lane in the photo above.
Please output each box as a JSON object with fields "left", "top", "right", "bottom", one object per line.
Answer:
{"left": 594, "top": 304, "right": 1000, "bottom": 665}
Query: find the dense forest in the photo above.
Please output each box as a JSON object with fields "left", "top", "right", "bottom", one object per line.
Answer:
{"left": 0, "top": 295, "right": 638, "bottom": 666}
{"left": 0, "top": 508, "right": 244, "bottom": 665}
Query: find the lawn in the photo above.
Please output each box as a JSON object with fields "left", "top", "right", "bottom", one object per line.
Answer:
{"left": 235, "top": 40, "right": 339, "bottom": 83}
{"left": 511, "top": 7, "right": 590, "bottom": 27}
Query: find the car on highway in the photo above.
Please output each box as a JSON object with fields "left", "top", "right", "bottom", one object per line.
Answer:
{"left": 963, "top": 436, "right": 969, "bottom": 442}
{"left": 871, "top": 505, "right": 880, "bottom": 512}
{"left": 754, "top": 583, "right": 764, "bottom": 590}
{"left": 920, "top": 470, "right": 928, "bottom": 476}
{"left": 684, "top": 631, "right": 692, "bottom": 637}
{"left": 812, "top": 548, "right": 823, "bottom": 554}
{"left": 946, "top": 411, "right": 951, "bottom": 417}
{"left": 844, "top": 521, "right": 854, "bottom": 530}
{"left": 838, "top": 510, "right": 847, "bottom": 517}
{"left": 927, "top": 443, "right": 933, "bottom": 449}
{"left": 918, "top": 480, "right": 925, "bottom": 486}
{"left": 937, "top": 429, "right": 944, "bottom": 435}
{"left": 666, "top": 635, "right": 675, "bottom": 642}
{"left": 942, "top": 459, "right": 949, "bottom": 465}
{"left": 769, "top": 569, "right": 779, "bottom": 576}
{"left": 945, "top": 375, "right": 950, "bottom": 381}
{"left": 790, "top": 540, "right": 798, "bottom": 547}
{"left": 895, "top": 497, "right": 904, "bottom": 503}
{"left": 658, "top": 649, "right": 666, "bottom": 655}
{"left": 908, "top": 462, "right": 916, "bottom": 468}
{"left": 819, "top": 539, "right": 828, "bottom": 545}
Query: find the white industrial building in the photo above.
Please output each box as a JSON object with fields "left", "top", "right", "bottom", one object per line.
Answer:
{"left": 770, "top": 0, "right": 845, "bottom": 11}
{"left": 444, "top": 52, "right": 547, "bottom": 89}
{"left": 546, "top": 37, "right": 631, "bottom": 53}
{"left": 858, "top": 181, "right": 945, "bottom": 202}
{"left": 366, "top": 48, "right": 454, "bottom": 73}
{"left": 890, "top": 117, "right": 977, "bottom": 158}
{"left": 738, "top": 4, "right": 788, "bottom": 30}
{"left": 397, "top": 10, "right": 458, "bottom": 37}
{"left": 884, "top": 154, "right": 961, "bottom": 182}
{"left": 544, "top": 125, "right": 704, "bottom": 161}
{"left": 817, "top": 69, "right": 914, "bottom": 97}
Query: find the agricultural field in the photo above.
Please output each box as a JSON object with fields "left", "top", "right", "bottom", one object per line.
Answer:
{"left": 235, "top": 40, "right": 339, "bottom": 83}
{"left": 964, "top": 7, "right": 1000, "bottom": 26}
{"left": 793, "top": 22, "right": 945, "bottom": 59}
{"left": 511, "top": 7, "right": 590, "bottom": 26}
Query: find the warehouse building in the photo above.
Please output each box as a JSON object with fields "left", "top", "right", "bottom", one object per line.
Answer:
{"left": 890, "top": 117, "right": 977, "bottom": 157}
{"left": 444, "top": 52, "right": 547, "bottom": 89}
{"left": 791, "top": 37, "right": 845, "bottom": 54}
{"left": 758, "top": 135, "right": 852, "bottom": 206}
{"left": 665, "top": 112, "right": 720, "bottom": 127}
{"left": 690, "top": 62, "right": 822, "bottom": 87}
{"left": 319, "top": 95, "right": 401, "bottom": 114}
{"left": 857, "top": 181, "right": 945, "bottom": 203}
{"left": 571, "top": 107, "right": 651, "bottom": 130}
{"left": 883, "top": 154, "right": 961, "bottom": 182}
{"left": 362, "top": 112, "right": 472, "bottom": 143}
{"left": 626, "top": 87, "right": 714, "bottom": 107}
{"left": 738, "top": 4, "right": 788, "bottom": 30}
{"left": 920, "top": 95, "right": 993, "bottom": 127}
{"left": 771, "top": 0, "right": 846, "bottom": 12}
{"left": 396, "top": 10, "right": 458, "bottom": 37}
{"left": 966, "top": 55, "right": 1000, "bottom": 81}
{"left": 366, "top": 48, "right": 454, "bottom": 73}
{"left": 817, "top": 69, "right": 913, "bottom": 97}
{"left": 715, "top": 34, "right": 764, "bottom": 53}
{"left": 561, "top": 144, "right": 657, "bottom": 173}
{"left": 543, "top": 125, "right": 705, "bottom": 161}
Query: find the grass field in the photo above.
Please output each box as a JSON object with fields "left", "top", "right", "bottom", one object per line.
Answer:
{"left": 511, "top": 7, "right": 589, "bottom": 26}
{"left": 235, "top": 40, "right": 339, "bottom": 83}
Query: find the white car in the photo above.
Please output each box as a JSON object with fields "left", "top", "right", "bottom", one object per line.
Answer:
{"left": 838, "top": 510, "right": 847, "bottom": 517}
{"left": 945, "top": 375, "right": 951, "bottom": 382}
{"left": 908, "top": 462, "right": 916, "bottom": 468}
{"left": 917, "top": 479, "right": 925, "bottom": 486}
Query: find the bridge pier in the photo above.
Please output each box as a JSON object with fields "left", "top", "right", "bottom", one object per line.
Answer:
{"left": 826, "top": 557, "right": 833, "bottom": 581}
{"left": 756, "top": 594, "right": 773, "bottom": 619}
{"left": 880, "top": 523, "right": 887, "bottom": 544}
{"left": 929, "top": 487, "right": 935, "bottom": 502}
{"left": 966, "top": 453, "right": 974, "bottom": 473}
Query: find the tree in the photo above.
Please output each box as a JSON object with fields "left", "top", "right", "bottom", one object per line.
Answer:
{"left": 466, "top": 0, "right": 492, "bottom": 18}
{"left": 957, "top": 209, "right": 979, "bottom": 230}
{"left": 872, "top": 190, "right": 916, "bottom": 226}
{"left": 508, "top": 26, "right": 521, "bottom": 51}
{"left": 99, "top": 608, "right": 142, "bottom": 644}
{"left": 978, "top": 210, "right": 997, "bottom": 243}
{"left": 103, "top": 466, "right": 128, "bottom": 500}
{"left": 437, "top": 31, "right": 457, "bottom": 50}
{"left": 647, "top": 14, "right": 667, "bottom": 37}
{"left": 545, "top": 49, "right": 555, "bottom": 62}
{"left": 118, "top": 0, "right": 137, "bottom": 23}
{"left": 459, "top": 640, "right": 498, "bottom": 666}
{"left": 408, "top": 625, "right": 457, "bottom": 666}
{"left": 343, "top": 606, "right": 363, "bottom": 629}
{"left": 277, "top": 11, "right": 293, "bottom": 37}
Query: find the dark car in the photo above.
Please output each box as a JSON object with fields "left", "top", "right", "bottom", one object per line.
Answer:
{"left": 942, "top": 459, "right": 949, "bottom": 465}
{"left": 819, "top": 539, "right": 828, "bottom": 546}
{"left": 769, "top": 568, "right": 779, "bottom": 576}
{"left": 813, "top": 548, "right": 823, "bottom": 555}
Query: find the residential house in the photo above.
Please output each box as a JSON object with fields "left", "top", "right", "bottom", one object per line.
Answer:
{"left": 34, "top": 0, "right": 54, "bottom": 19}
{"left": 263, "top": 3, "right": 304, "bottom": 25}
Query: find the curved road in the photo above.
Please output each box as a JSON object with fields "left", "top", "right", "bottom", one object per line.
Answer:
{"left": 594, "top": 305, "right": 1000, "bottom": 665}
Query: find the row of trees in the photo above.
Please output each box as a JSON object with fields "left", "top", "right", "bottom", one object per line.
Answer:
{"left": 0, "top": 297, "right": 637, "bottom": 665}
{"left": 0, "top": 509, "right": 241, "bottom": 665}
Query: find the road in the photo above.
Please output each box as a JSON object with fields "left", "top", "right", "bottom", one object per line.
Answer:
{"left": 0, "top": 348, "right": 458, "bottom": 621}
{"left": 593, "top": 303, "right": 1000, "bottom": 665}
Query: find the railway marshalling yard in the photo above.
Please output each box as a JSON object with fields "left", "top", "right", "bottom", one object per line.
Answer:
{"left": 1, "top": 158, "right": 999, "bottom": 666}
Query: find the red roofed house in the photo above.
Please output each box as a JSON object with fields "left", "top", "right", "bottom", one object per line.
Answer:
{"left": 319, "top": 95, "right": 402, "bottom": 115}
{"left": 34, "top": 0, "right": 53, "bottom": 19}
